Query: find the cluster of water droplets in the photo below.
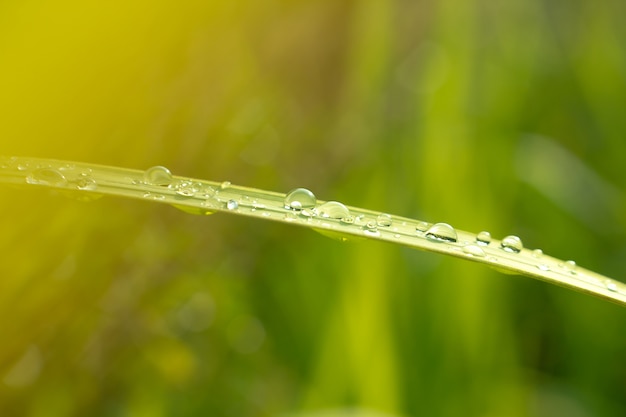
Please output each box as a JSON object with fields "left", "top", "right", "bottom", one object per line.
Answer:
{"left": 9, "top": 159, "right": 102, "bottom": 202}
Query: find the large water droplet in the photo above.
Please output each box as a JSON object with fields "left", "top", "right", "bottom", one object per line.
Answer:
{"left": 317, "top": 201, "right": 350, "bottom": 219}
{"left": 476, "top": 231, "right": 491, "bottom": 246}
{"left": 284, "top": 188, "right": 316, "bottom": 210}
{"left": 376, "top": 213, "right": 393, "bottom": 227}
{"left": 26, "top": 168, "right": 67, "bottom": 187}
{"left": 425, "top": 223, "right": 458, "bottom": 243}
{"left": 226, "top": 200, "right": 239, "bottom": 210}
{"left": 462, "top": 244, "right": 485, "bottom": 257}
{"left": 500, "top": 235, "right": 523, "bottom": 253}
{"left": 144, "top": 166, "right": 172, "bottom": 186}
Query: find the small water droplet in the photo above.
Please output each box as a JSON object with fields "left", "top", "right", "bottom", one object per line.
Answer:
{"left": 425, "top": 223, "right": 458, "bottom": 243}
{"left": 532, "top": 249, "right": 543, "bottom": 258}
{"left": 144, "top": 166, "right": 172, "bottom": 186}
{"left": 226, "top": 200, "right": 239, "bottom": 210}
{"left": 340, "top": 216, "right": 355, "bottom": 224}
{"left": 500, "top": 235, "right": 523, "bottom": 253}
{"left": 366, "top": 220, "right": 377, "bottom": 230}
{"left": 462, "top": 244, "right": 486, "bottom": 257}
{"left": 476, "top": 231, "right": 491, "bottom": 246}
{"left": 317, "top": 201, "right": 350, "bottom": 219}
{"left": 537, "top": 264, "right": 550, "bottom": 271}
{"left": 376, "top": 213, "right": 393, "bottom": 227}
{"left": 605, "top": 280, "right": 618, "bottom": 292}
{"left": 300, "top": 208, "right": 316, "bottom": 218}
{"left": 26, "top": 168, "right": 67, "bottom": 187}
{"left": 284, "top": 188, "right": 317, "bottom": 210}
{"left": 416, "top": 222, "right": 430, "bottom": 232}
{"left": 363, "top": 228, "right": 381, "bottom": 237}
{"left": 561, "top": 260, "right": 577, "bottom": 274}
{"left": 76, "top": 175, "right": 97, "bottom": 191}
{"left": 393, "top": 233, "right": 401, "bottom": 238}
{"left": 220, "top": 181, "right": 231, "bottom": 190}
{"left": 173, "top": 180, "right": 198, "bottom": 197}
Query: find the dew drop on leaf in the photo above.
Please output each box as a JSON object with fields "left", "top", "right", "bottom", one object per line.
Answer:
{"left": 226, "top": 200, "right": 239, "bottom": 210}
{"left": 376, "top": 213, "right": 393, "bottom": 227}
{"left": 26, "top": 168, "right": 67, "bottom": 187}
{"left": 606, "top": 280, "right": 618, "bottom": 292}
{"left": 317, "top": 201, "right": 350, "bottom": 219}
{"left": 476, "top": 231, "right": 491, "bottom": 246}
{"left": 144, "top": 166, "right": 172, "bottom": 186}
{"left": 500, "top": 235, "right": 523, "bottom": 253}
{"left": 425, "top": 223, "right": 458, "bottom": 243}
{"left": 462, "top": 244, "right": 486, "bottom": 257}
{"left": 561, "top": 260, "right": 577, "bottom": 274}
{"left": 284, "top": 188, "right": 317, "bottom": 210}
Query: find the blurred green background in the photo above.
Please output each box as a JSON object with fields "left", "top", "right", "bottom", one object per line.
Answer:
{"left": 1, "top": 1, "right": 626, "bottom": 416}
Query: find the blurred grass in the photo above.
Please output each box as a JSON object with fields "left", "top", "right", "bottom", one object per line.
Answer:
{"left": 1, "top": 0, "right": 626, "bottom": 416}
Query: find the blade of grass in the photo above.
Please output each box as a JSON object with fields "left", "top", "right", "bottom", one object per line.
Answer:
{"left": 1, "top": 155, "right": 624, "bottom": 306}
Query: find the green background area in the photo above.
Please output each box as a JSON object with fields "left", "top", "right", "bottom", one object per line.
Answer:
{"left": 1, "top": 1, "right": 625, "bottom": 416}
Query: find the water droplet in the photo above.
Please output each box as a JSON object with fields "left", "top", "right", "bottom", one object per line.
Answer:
{"left": 476, "top": 231, "right": 491, "bottom": 246}
{"left": 226, "top": 200, "right": 239, "bottom": 210}
{"left": 26, "top": 168, "right": 67, "bottom": 187}
{"left": 605, "top": 280, "right": 618, "bottom": 292}
{"left": 561, "top": 260, "right": 577, "bottom": 274}
{"left": 284, "top": 188, "right": 317, "bottom": 210}
{"left": 340, "top": 216, "right": 355, "bottom": 224}
{"left": 220, "top": 181, "right": 231, "bottom": 190}
{"left": 300, "top": 208, "right": 316, "bottom": 218}
{"left": 500, "top": 235, "right": 523, "bottom": 253}
{"left": 75, "top": 175, "right": 97, "bottom": 191}
{"left": 173, "top": 180, "right": 198, "bottom": 197}
{"left": 363, "top": 228, "right": 381, "bottom": 237}
{"left": 416, "top": 222, "right": 430, "bottom": 232}
{"left": 376, "top": 213, "right": 393, "bottom": 227}
{"left": 144, "top": 166, "right": 172, "bottom": 186}
{"left": 425, "top": 223, "right": 458, "bottom": 243}
{"left": 462, "top": 244, "right": 485, "bottom": 257}
{"left": 532, "top": 249, "right": 543, "bottom": 258}
{"left": 537, "top": 264, "right": 550, "bottom": 271}
{"left": 317, "top": 201, "right": 350, "bottom": 219}
{"left": 363, "top": 221, "right": 380, "bottom": 237}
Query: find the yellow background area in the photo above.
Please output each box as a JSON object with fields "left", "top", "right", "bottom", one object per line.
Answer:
{"left": 1, "top": 1, "right": 626, "bottom": 416}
